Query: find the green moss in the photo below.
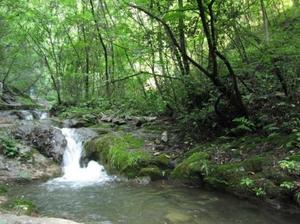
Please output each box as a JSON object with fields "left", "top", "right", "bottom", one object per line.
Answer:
{"left": 7, "top": 198, "right": 37, "bottom": 215}
{"left": 210, "top": 163, "right": 246, "bottom": 189}
{"left": 15, "top": 96, "right": 36, "bottom": 106}
{"left": 172, "top": 152, "right": 210, "bottom": 182}
{"left": 152, "top": 153, "right": 171, "bottom": 168}
{"left": 139, "top": 166, "right": 164, "bottom": 181}
{"left": 0, "top": 184, "right": 8, "bottom": 195}
{"left": 85, "top": 133, "right": 151, "bottom": 177}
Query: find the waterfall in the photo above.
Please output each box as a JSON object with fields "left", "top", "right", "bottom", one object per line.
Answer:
{"left": 48, "top": 128, "right": 112, "bottom": 187}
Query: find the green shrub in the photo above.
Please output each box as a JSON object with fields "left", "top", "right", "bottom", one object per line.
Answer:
{"left": 0, "top": 136, "right": 19, "bottom": 158}
{"left": 8, "top": 198, "right": 36, "bottom": 215}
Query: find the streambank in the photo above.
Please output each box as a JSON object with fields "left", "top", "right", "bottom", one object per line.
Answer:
{"left": 81, "top": 115, "right": 300, "bottom": 211}
{"left": 0, "top": 213, "right": 81, "bottom": 224}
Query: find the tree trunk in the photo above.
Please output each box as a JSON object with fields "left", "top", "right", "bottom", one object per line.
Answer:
{"left": 178, "top": 0, "right": 190, "bottom": 76}
{"left": 89, "top": 0, "right": 110, "bottom": 98}
{"left": 260, "top": 0, "right": 270, "bottom": 43}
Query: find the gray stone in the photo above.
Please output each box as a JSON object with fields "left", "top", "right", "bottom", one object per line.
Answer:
{"left": 13, "top": 124, "right": 67, "bottom": 163}
{"left": 161, "top": 131, "right": 168, "bottom": 143}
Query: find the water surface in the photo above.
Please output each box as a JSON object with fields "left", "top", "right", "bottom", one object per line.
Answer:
{"left": 10, "top": 181, "right": 300, "bottom": 224}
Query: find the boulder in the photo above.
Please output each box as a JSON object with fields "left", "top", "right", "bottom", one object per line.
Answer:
{"left": 13, "top": 124, "right": 67, "bottom": 163}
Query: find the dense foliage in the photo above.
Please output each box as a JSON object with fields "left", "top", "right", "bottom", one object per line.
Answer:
{"left": 0, "top": 0, "right": 299, "bottom": 126}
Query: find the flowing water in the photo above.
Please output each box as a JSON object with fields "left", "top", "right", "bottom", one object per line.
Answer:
{"left": 9, "top": 128, "right": 300, "bottom": 224}
{"left": 48, "top": 128, "right": 112, "bottom": 188}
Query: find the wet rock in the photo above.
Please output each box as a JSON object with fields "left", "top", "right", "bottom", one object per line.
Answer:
{"left": 0, "top": 214, "right": 82, "bottom": 224}
{"left": 135, "top": 119, "right": 144, "bottom": 127}
{"left": 165, "top": 210, "right": 191, "bottom": 223}
{"left": 13, "top": 124, "right": 67, "bottom": 163}
{"left": 139, "top": 166, "right": 164, "bottom": 181}
{"left": 1, "top": 92, "right": 16, "bottom": 105}
{"left": 63, "top": 119, "right": 89, "bottom": 128}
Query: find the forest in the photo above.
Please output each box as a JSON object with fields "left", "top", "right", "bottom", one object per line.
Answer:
{"left": 0, "top": 0, "right": 300, "bottom": 223}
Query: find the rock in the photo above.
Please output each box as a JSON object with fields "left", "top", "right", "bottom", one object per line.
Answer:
{"left": 0, "top": 196, "right": 7, "bottom": 205}
{"left": 133, "top": 176, "right": 151, "bottom": 185}
{"left": 0, "top": 147, "right": 60, "bottom": 182}
{"left": 112, "top": 118, "right": 126, "bottom": 125}
{"left": 154, "top": 139, "right": 161, "bottom": 144}
{"left": 1, "top": 93, "right": 16, "bottom": 105}
{"left": 161, "top": 131, "right": 168, "bottom": 143}
{"left": 0, "top": 214, "right": 82, "bottom": 224}
{"left": 154, "top": 144, "right": 165, "bottom": 151}
{"left": 63, "top": 119, "right": 88, "bottom": 128}
{"left": 153, "top": 154, "right": 172, "bottom": 168}
{"left": 144, "top": 116, "right": 157, "bottom": 122}
{"left": 13, "top": 124, "right": 67, "bottom": 163}
{"left": 100, "top": 114, "right": 113, "bottom": 123}
{"left": 75, "top": 128, "right": 98, "bottom": 141}
{"left": 139, "top": 166, "right": 164, "bottom": 181}
{"left": 135, "top": 119, "right": 144, "bottom": 127}
{"left": 0, "top": 111, "right": 18, "bottom": 125}
{"left": 11, "top": 110, "right": 34, "bottom": 120}
{"left": 165, "top": 211, "right": 191, "bottom": 223}
{"left": 84, "top": 133, "right": 151, "bottom": 178}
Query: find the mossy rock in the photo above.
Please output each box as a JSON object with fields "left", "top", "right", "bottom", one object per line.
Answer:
{"left": 151, "top": 153, "right": 172, "bottom": 168}
{"left": 85, "top": 133, "right": 153, "bottom": 177}
{"left": 204, "top": 176, "right": 229, "bottom": 190}
{"left": 171, "top": 152, "right": 210, "bottom": 183}
{"left": 139, "top": 166, "right": 164, "bottom": 181}
{"left": 165, "top": 210, "right": 192, "bottom": 223}
{"left": 210, "top": 163, "right": 246, "bottom": 190}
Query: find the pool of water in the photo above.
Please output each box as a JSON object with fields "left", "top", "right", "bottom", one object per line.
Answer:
{"left": 9, "top": 180, "right": 300, "bottom": 224}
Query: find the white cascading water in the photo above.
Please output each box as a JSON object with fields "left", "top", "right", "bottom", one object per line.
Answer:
{"left": 49, "top": 128, "right": 112, "bottom": 187}
{"left": 23, "top": 111, "right": 34, "bottom": 121}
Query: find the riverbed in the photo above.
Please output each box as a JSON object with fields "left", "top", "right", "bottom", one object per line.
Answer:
{"left": 8, "top": 180, "right": 300, "bottom": 224}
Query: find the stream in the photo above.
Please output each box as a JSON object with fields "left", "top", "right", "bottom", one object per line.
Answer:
{"left": 7, "top": 120, "right": 300, "bottom": 224}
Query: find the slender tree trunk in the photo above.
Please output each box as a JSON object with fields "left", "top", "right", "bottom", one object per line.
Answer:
{"left": 178, "top": 0, "right": 190, "bottom": 76}
{"left": 82, "top": 25, "right": 90, "bottom": 100}
{"left": 89, "top": 0, "right": 110, "bottom": 98}
{"left": 260, "top": 0, "right": 270, "bottom": 43}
